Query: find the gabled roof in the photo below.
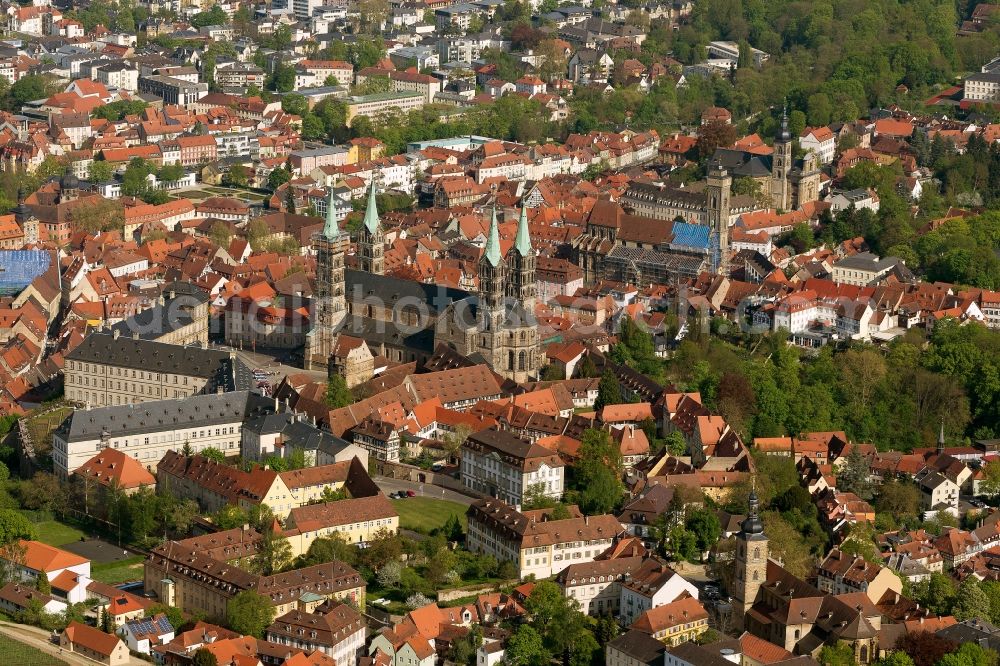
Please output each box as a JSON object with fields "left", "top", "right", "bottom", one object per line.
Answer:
{"left": 63, "top": 621, "right": 123, "bottom": 656}
{"left": 17, "top": 540, "right": 88, "bottom": 573}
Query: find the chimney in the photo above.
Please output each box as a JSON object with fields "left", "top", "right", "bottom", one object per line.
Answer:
{"left": 113, "top": 328, "right": 120, "bottom": 340}
{"left": 132, "top": 331, "right": 139, "bottom": 340}
{"left": 274, "top": 396, "right": 279, "bottom": 412}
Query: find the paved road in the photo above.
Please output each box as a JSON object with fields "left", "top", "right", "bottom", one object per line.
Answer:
{"left": 207, "top": 342, "right": 326, "bottom": 383}
{"left": 0, "top": 621, "right": 145, "bottom": 666}
{"left": 373, "top": 475, "right": 476, "bottom": 505}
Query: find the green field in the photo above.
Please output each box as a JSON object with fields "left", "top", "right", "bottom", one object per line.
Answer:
{"left": 0, "top": 632, "right": 66, "bottom": 665}
{"left": 90, "top": 557, "right": 145, "bottom": 584}
{"left": 34, "top": 520, "right": 85, "bottom": 547}
{"left": 391, "top": 497, "right": 467, "bottom": 534}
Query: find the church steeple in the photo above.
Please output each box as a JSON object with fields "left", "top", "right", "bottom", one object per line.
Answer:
{"left": 771, "top": 101, "right": 793, "bottom": 210}
{"left": 357, "top": 180, "right": 384, "bottom": 275}
{"left": 306, "top": 188, "right": 350, "bottom": 371}
{"left": 479, "top": 207, "right": 506, "bottom": 328}
{"left": 937, "top": 420, "right": 946, "bottom": 456}
{"left": 362, "top": 179, "right": 380, "bottom": 235}
{"left": 733, "top": 481, "right": 768, "bottom": 633}
{"left": 778, "top": 100, "right": 791, "bottom": 143}
{"left": 506, "top": 204, "right": 536, "bottom": 312}
{"left": 323, "top": 188, "right": 340, "bottom": 239}
{"left": 483, "top": 206, "right": 502, "bottom": 267}
{"left": 513, "top": 204, "right": 532, "bottom": 257}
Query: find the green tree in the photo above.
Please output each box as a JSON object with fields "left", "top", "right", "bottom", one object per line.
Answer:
{"left": 874, "top": 480, "right": 921, "bottom": 522}
{"left": 574, "top": 355, "right": 599, "bottom": 378}
{"left": 122, "top": 157, "right": 154, "bottom": 197}
{"left": 158, "top": 163, "right": 184, "bottom": 182}
{"left": 326, "top": 374, "right": 353, "bottom": 408}
{"left": 281, "top": 93, "right": 309, "bottom": 117}
{"left": 594, "top": 370, "right": 622, "bottom": 411}
{"left": 818, "top": 641, "right": 856, "bottom": 666}
{"left": 193, "top": 648, "right": 219, "bottom": 666}
{"left": 191, "top": 6, "right": 226, "bottom": 28}
{"left": 910, "top": 572, "right": 956, "bottom": 616}
{"left": 300, "top": 533, "right": 357, "bottom": 567}
{"left": 88, "top": 160, "right": 115, "bottom": 182}
{"left": 227, "top": 590, "right": 275, "bottom": 638}
{"left": 936, "top": 643, "right": 996, "bottom": 666}
{"left": 213, "top": 504, "right": 249, "bottom": 530}
{"left": 251, "top": 525, "right": 292, "bottom": 576}
{"left": 666, "top": 524, "right": 699, "bottom": 562}
{"left": 838, "top": 444, "right": 873, "bottom": 501}
{"left": 269, "top": 64, "right": 296, "bottom": 93}
{"left": 953, "top": 578, "right": 991, "bottom": 621}
{"left": 148, "top": 603, "right": 185, "bottom": 630}
{"left": 873, "top": 653, "right": 914, "bottom": 666}
{"left": 224, "top": 164, "right": 248, "bottom": 188}
{"left": 685, "top": 508, "right": 721, "bottom": 554}
{"left": 572, "top": 429, "right": 624, "bottom": 515}
{"left": 358, "top": 528, "right": 401, "bottom": 572}
{"left": 126, "top": 488, "right": 158, "bottom": 542}
{"left": 209, "top": 221, "right": 233, "bottom": 249}
{"left": 201, "top": 447, "right": 226, "bottom": 463}
{"left": 268, "top": 166, "right": 291, "bottom": 191}
{"left": 505, "top": 625, "right": 549, "bottom": 666}
{"left": 665, "top": 431, "right": 687, "bottom": 456}
{"left": 9, "top": 75, "right": 49, "bottom": 108}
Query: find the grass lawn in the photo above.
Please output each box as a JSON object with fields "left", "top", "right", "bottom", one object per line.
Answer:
{"left": 34, "top": 520, "right": 85, "bottom": 547}
{"left": 391, "top": 497, "right": 467, "bottom": 534}
{"left": 90, "top": 556, "right": 145, "bottom": 584}
{"left": 0, "top": 633, "right": 66, "bottom": 665}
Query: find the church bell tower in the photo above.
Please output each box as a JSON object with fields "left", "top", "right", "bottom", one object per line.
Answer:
{"left": 733, "top": 487, "right": 768, "bottom": 633}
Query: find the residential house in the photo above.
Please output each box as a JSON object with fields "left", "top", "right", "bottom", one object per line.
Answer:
{"left": 61, "top": 621, "right": 130, "bottom": 666}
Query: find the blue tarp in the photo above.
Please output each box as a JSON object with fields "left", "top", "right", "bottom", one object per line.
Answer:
{"left": 671, "top": 221, "right": 711, "bottom": 250}
{"left": 0, "top": 250, "right": 50, "bottom": 293}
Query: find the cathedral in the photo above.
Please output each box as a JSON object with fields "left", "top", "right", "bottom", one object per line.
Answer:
{"left": 305, "top": 185, "right": 542, "bottom": 384}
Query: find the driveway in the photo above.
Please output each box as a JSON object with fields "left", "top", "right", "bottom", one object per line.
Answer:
{"left": 374, "top": 475, "right": 475, "bottom": 505}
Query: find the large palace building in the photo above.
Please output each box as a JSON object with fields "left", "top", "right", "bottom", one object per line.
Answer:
{"left": 305, "top": 186, "right": 542, "bottom": 383}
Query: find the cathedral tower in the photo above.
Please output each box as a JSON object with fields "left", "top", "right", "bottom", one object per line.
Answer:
{"left": 505, "top": 204, "right": 536, "bottom": 313}
{"left": 357, "top": 181, "right": 384, "bottom": 275}
{"left": 305, "top": 189, "right": 349, "bottom": 371}
{"left": 733, "top": 488, "right": 768, "bottom": 633}
{"left": 771, "top": 106, "right": 793, "bottom": 211}
{"left": 478, "top": 207, "right": 506, "bottom": 332}
{"left": 706, "top": 162, "right": 732, "bottom": 276}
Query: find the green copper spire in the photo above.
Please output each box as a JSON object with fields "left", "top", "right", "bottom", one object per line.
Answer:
{"left": 484, "top": 206, "right": 501, "bottom": 267}
{"left": 514, "top": 203, "right": 532, "bottom": 256}
{"left": 323, "top": 188, "right": 339, "bottom": 239}
{"left": 362, "top": 180, "right": 380, "bottom": 235}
